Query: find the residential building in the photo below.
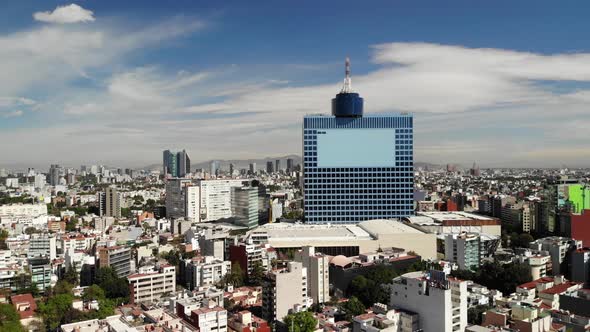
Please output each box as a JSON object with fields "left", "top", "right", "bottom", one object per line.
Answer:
{"left": 570, "top": 248, "right": 590, "bottom": 285}
{"left": 182, "top": 256, "right": 231, "bottom": 290}
{"left": 302, "top": 59, "right": 413, "bottom": 224}
{"left": 199, "top": 179, "right": 245, "bottom": 222}
{"left": 389, "top": 270, "right": 468, "bottom": 332}
{"left": 230, "top": 243, "right": 277, "bottom": 282}
{"left": 28, "top": 233, "right": 57, "bottom": 260}
{"left": 444, "top": 233, "right": 481, "bottom": 270}
{"left": 29, "top": 257, "right": 52, "bottom": 292}
{"left": 127, "top": 265, "right": 176, "bottom": 304}
{"left": 294, "top": 246, "right": 330, "bottom": 304}
{"left": 187, "top": 306, "right": 228, "bottom": 332}
{"left": 262, "top": 261, "right": 311, "bottom": 322}
{"left": 103, "top": 187, "right": 121, "bottom": 218}
{"left": 98, "top": 246, "right": 132, "bottom": 277}
{"left": 529, "top": 237, "right": 582, "bottom": 276}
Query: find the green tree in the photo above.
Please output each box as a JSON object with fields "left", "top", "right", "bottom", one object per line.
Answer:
{"left": 248, "top": 260, "right": 266, "bottom": 286}
{"left": 283, "top": 311, "right": 317, "bottom": 332}
{"left": 340, "top": 296, "right": 366, "bottom": 321}
{"left": 63, "top": 265, "right": 79, "bottom": 285}
{"left": 53, "top": 280, "right": 74, "bottom": 295}
{"left": 94, "top": 267, "right": 130, "bottom": 301}
{"left": 0, "top": 303, "right": 25, "bottom": 331}
{"left": 468, "top": 305, "right": 491, "bottom": 325}
{"left": 0, "top": 229, "right": 8, "bottom": 250}
{"left": 223, "top": 263, "right": 244, "bottom": 287}
{"left": 38, "top": 293, "right": 75, "bottom": 330}
{"left": 82, "top": 284, "right": 106, "bottom": 302}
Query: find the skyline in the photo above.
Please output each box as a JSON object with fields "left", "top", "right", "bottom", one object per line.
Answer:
{"left": 2, "top": 1, "right": 590, "bottom": 168}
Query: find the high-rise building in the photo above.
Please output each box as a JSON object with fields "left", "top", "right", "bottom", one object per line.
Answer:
{"left": 163, "top": 149, "right": 191, "bottom": 177}
{"left": 200, "top": 179, "right": 245, "bottom": 222}
{"left": 249, "top": 163, "right": 256, "bottom": 175}
{"left": 231, "top": 186, "right": 259, "bottom": 229}
{"left": 49, "top": 164, "right": 62, "bottom": 186}
{"left": 165, "top": 178, "right": 192, "bottom": 219}
{"left": 444, "top": 233, "right": 482, "bottom": 270}
{"left": 303, "top": 58, "right": 414, "bottom": 224}
{"left": 571, "top": 248, "right": 590, "bottom": 285}
{"left": 229, "top": 163, "right": 235, "bottom": 177}
{"left": 105, "top": 187, "right": 121, "bottom": 218}
{"left": 98, "top": 245, "right": 132, "bottom": 277}
{"left": 275, "top": 159, "right": 280, "bottom": 173}
{"left": 262, "top": 261, "right": 311, "bottom": 322}
{"left": 266, "top": 161, "right": 274, "bottom": 174}
{"left": 286, "top": 158, "right": 294, "bottom": 173}
{"left": 389, "top": 270, "right": 468, "bottom": 332}
{"left": 210, "top": 160, "right": 220, "bottom": 177}
{"left": 294, "top": 246, "right": 329, "bottom": 304}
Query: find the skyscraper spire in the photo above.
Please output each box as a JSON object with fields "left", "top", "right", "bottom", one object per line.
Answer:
{"left": 341, "top": 57, "right": 352, "bottom": 93}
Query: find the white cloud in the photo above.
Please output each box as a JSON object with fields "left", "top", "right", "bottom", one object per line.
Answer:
{"left": 33, "top": 4, "right": 95, "bottom": 24}
{"left": 2, "top": 110, "right": 24, "bottom": 118}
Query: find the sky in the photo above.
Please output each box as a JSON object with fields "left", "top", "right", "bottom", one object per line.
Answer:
{"left": 1, "top": 1, "right": 590, "bottom": 169}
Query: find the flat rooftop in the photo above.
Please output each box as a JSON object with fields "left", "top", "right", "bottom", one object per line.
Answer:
{"left": 407, "top": 212, "right": 500, "bottom": 226}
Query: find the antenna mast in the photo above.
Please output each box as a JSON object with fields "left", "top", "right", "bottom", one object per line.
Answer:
{"left": 341, "top": 57, "right": 352, "bottom": 93}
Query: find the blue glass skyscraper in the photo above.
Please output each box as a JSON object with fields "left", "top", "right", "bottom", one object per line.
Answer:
{"left": 303, "top": 58, "right": 414, "bottom": 224}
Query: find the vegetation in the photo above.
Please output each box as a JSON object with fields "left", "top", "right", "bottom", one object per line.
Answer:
{"left": 451, "top": 261, "right": 532, "bottom": 295}
{"left": 468, "top": 305, "right": 492, "bottom": 325}
{"left": 0, "top": 303, "right": 25, "bottom": 332}
{"left": 282, "top": 311, "right": 318, "bottom": 332}
{"left": 94, "top": 267, "right": 130, "bottom": 301}
{"left": 339, "top": 296, "right": 366, "bottom": 321}
{"left": 0, "top": 229, "right": 8, "bottom": 250}
{"left": 248, "top": 261, "right": 266, "bottom": 286}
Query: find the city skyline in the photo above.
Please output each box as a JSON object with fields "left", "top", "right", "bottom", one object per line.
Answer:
{"left": 2, "top": 1, "right": 590, "bottom": 168}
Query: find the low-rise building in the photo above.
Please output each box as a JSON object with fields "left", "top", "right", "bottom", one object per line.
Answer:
{"left": 127, "top": 265, "right": 176, "bottom": 304}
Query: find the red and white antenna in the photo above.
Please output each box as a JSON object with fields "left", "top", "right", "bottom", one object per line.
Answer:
{"left": 341, "top": 57, "right": 352, "bottom": 93}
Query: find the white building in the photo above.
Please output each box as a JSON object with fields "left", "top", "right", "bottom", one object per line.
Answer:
{"left": 28, "top": 233, "right": 57, "bottom": 260}
{"left": 294, "top": 246, "right": 330, "bottom": 304}
{"left": 389, "top": 271, "right": 468, "bottom": 332}
{"left": 445, "top": 233, "right": 482, "bottom": 270}
{"left": 127, "top": 265, "right": 176, "bottom": 304}
{"left": 262, "top": 261, "right": 312, "bottom": 322}
{"left": 199, "top": 179, "right": 244, "bottom": 222}
{"left": 183, "top": 256, "right": 231, "bottom": 290}
{"left": 529, "top": 237, "right": 582, "bottom": 275}
{"left": 190, "top": 306, "right": 228, "bottom": 332}
{"left": 0, "top": 203, "right": 48, "bottom": 226}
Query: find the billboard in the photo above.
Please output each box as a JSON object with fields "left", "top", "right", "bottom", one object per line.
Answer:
{"left": 316, "top": 128, "right": 396, "bottom": 167}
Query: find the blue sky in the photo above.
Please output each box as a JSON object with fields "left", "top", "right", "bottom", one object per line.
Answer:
{"left": 1, "top": 1, "right": 590, "bottom": 168}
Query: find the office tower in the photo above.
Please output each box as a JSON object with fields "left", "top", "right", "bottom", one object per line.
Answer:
{"left": 128, "top": 265, "right": 176, "bottom": 304}
{"left": 163, "top": 149, "right": 190, "bottom": 177}
{"left": 34, "top": 174, "right": 45, "bottom": 189}
{"left": 231, "top": 186, "right": 259, "bottom": 229}
{"left": 303, "top": 58, "right": 414, "bottom": 224}
{"left": 185, "top": 185, "right": 201, "bottom": 222}
{"left": 229, "top": 163, "right": 235, "bottom": 177}
{"left": 444, "top": 233, "right": 482, "bottom": 270}
{"left": 571, "top": 248, "right": 590, "bottom": 285}
{"left": 275, "top": 159, "right": 280, "bottom": 173}
{"left": 266, "top": 161, "right": 274, "bottom": 174}
{"left": 294, "top": 246, "right": 330, "bottom": 304}
{"left": 249, "top": 163, "right": 256, "bottom": 175}
{"left": 98, "top": 245, "right": 132, "bottom": 277}
{"left": 287, "top": 158, "right": 294, "bottom": 173}
{"left": 49, "top": 164, "right": 62, "bottom": 186}
{"left": 165, "top": 178, "right": 192, "bottom": 219}
{"left": 469, "top": 162, "right": 481, "bottom": 176}
{"left": 210, "top": 160, "right": 220, "bottom": 177}
{"left": 199, "top": 179, "right": 244, "bottom": 221}
{"left": 262, "top": 261, "right": 310, "bottom": 322}
{"left": 163, "top": 150, "right": 177, "bottom": 177}
{"left": 105, "top": 187, "right": 121, "bottom": 218}
{"left": 390, "top": 270, "right": 468, "bottom": 332}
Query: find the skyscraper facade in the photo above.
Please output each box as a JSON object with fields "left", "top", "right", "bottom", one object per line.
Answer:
{"left": 266, "top": 161, "right": 274, "bottom": 174}
{"left": 302, "top": 58, "right": 414, "bottom": 224}
{"left": 163, "top": 149, "right": 191, "bottom": 178}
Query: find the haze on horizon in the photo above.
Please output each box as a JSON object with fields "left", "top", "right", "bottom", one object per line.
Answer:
{"left": 1, "top": 1, "right": 590, "bottom": 169}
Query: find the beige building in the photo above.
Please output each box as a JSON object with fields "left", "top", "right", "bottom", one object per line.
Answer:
{"left": 127, "top": 265, "right": 176, "bottom": 304}
{"left": 247, "top": 219, "right": 436, "bottom": 260}
{"left": 105, "top": 187, "right": 121, "bottom": 218}
{"left": 294, "top": 246, "right": 330, "bottom": 304}
{"left": 262, "top": 261, "right": 312, "bottom": 322}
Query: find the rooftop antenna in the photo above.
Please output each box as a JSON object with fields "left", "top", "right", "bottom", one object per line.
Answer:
{"left": 341, "top": 57, "right": 352, "bottom": 93}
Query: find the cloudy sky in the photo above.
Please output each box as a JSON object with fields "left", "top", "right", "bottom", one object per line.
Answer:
{"left": 1, "top": 1, "right": 589, "bottom": 169}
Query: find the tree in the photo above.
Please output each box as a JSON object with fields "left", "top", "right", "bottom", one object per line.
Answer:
{"left": 340, "top": 296, "right": 366, "bottom": 321}
{"left": 53, "top": 280, "right": 74, "bottom": 295}
{"left": 38, "top": 293, "right": 75, "bottom": 330}
{"left": 248, "top": 261, "right": 266, "bottom": 286}
{"left": 94, "top": 267, "right": 130, "bottom": 301}
{"left": 468, "top": 305, "right": 491, "bottom": 325}
{"left": 283, "top": 311, "right": 317, "bottom": 332}
{"left": 0, "top": 229, "right": 8, "bottom": 250}
{"left": 0, "top": 303, "right": 24, "bottom": 331}
{"left": 223, "top": 263, "right": 244, "bottom": 287}
{"left": 82, "top": 284, "right": 105, "bottom": 302}
{"left": 513, "top": 233, "right": 534, "bottom": 248}
{"left": 63, "top": 265, "right": 79, "bottom": 285}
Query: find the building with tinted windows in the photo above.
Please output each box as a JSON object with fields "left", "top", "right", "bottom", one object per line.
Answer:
{"left": 302, "top": 58, "right": 414, "bottom": 224}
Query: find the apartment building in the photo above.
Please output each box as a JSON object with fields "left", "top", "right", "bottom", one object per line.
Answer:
{"left": 128, "top": 265, "right": 176, "bottom": 304}
{"left": 183, "top": 256, "right": 231, "bottom": 290}
{"left": 262, "top": 261, "right": 312, "bottom": 322}
{"left": 98, "top": 245, "right": 132, "bottom": 277}
{"left": 294, "top": 246, "right": 330, "bottom": 304}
